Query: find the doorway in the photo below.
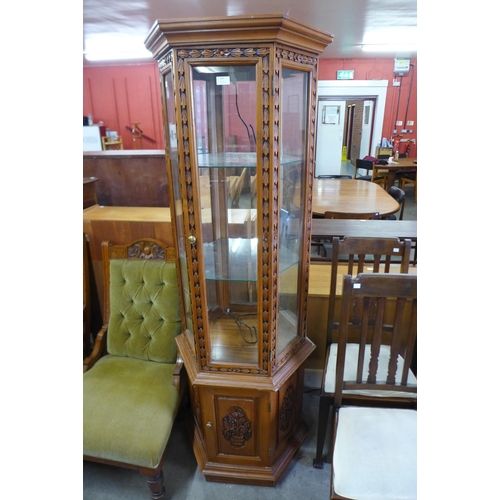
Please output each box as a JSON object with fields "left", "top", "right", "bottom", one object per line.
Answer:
{"left": 315, "top": 100, "right": 346, "bottom": 176}
{"left": 314, "top": 80, "right": 388, "bottom": 177}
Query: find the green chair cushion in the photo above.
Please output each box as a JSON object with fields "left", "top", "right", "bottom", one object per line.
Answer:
{"left": 83, "top": 355, "right": 181, "bottom": 469}
{"left": 107, "top": 260, "right": 181, "bottom": 363}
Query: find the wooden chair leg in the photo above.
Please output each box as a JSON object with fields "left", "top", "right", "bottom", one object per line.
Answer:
{"left": 313, "top": 395, "right": 332, "bottom": 469}
{"left": 142, "top": 469, "right": 166, "bottom": 500}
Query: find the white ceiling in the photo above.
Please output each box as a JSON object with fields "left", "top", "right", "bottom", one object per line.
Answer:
{"left": 83, "top": 0, "right": 417, "bottom": 66}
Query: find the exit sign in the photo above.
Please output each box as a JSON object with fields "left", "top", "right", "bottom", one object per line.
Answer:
{"left": 337, "top": 70, "right": 354, "bottom": 80}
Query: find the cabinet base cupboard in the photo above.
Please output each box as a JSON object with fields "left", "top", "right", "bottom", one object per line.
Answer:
{"left": 145, "top": 15, "right": 332, "bottom": 486}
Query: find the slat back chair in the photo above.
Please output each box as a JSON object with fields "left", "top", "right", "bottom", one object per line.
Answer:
{"left": 326, "top": 237, "right": 411, "bottom": 344}
{"left": 83, "top": 238, "right": 184, "bottom": 500}
{"left": 313, "top": 236, "right": 413, "bottom": 469}
{"left": 330, "top": 273, "right": 417, "bottom": 500}
{"left": 354, "top": 158, "right": 386, "bottom": 187}
{"left": 400, "top": 171, "right": 417, "bottom": 203}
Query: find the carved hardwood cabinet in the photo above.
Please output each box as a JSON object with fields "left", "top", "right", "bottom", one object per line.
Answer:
{"left": 145, "top": 15, "right": 331, "bottom": 486}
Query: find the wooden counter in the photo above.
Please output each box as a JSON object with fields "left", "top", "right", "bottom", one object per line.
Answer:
{"left": 83, "top": 149, "right": 169, "bottom": 207}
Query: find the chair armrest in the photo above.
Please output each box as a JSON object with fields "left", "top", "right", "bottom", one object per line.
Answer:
{"left": 171, "top": 353, "right": 184, "bottom": 392}
{"left": 83, "top": 325, "right": 108, "bottom": 372}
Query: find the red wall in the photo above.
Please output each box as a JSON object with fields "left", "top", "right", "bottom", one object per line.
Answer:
{"left": 318, "top": 58, "right": 417, "bottom": 157}
{"left": 83, "top": 63, "right": 164, "bottom": 150}
{"left": 83, "top": 57, "right": 417, "bottom": 155}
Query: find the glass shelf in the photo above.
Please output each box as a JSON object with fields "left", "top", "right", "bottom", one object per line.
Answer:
{"left": 198, "top": 152, "right": 302, "bottom": 169}
{"left": 204, "top": 237, "right": 299, "bottom": 282}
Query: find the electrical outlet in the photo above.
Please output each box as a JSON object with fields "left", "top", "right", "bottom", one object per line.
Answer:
{"left": 401, "top": 129, "right": 408, "bottom": 133}
{"left": 409, "top": 129, "right": 413, "bottom": 134}
{"left": 393, "top": 129, "right": 398, "bottom": 134}
{"left": 396, "top": 121, "right": 403, "bottom": 126}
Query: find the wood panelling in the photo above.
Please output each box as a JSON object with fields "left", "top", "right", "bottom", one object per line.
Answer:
{"left": 83, "top": 150, "right": 169, "bottom": 207}
{"left": 83, "top": 64, "right": 164, "bottom": 151}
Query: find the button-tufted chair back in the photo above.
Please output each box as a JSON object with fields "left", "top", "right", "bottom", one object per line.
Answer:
{"left": 102, "top": 239, "right": 181, "bottom": 363}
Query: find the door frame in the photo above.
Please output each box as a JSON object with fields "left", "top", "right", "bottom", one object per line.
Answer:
{"left": 317, "top": 80, "right": 388, "bottom": 157}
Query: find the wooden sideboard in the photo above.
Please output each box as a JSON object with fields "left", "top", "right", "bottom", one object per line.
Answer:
{"left": 83, "top": 150, "right": 169, "bottom": 207}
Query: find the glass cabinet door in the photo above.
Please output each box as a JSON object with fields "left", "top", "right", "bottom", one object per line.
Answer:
{"left": 164, "top": 69, "right": 194, "bottom": 344}
{"left": 277, "top": 66, "right": 309, "bottom": 357}
{"left": 189, "top": 62, "right": 308, "bottom": 368}
{"left": 191, "top": 63, "right": 260, "bottom": 365}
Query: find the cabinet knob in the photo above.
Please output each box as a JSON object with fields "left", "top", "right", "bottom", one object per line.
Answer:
{"left": 205, "top": 422, "right": 212, "bottom": 429}
{"left": 187, "top": 235, "right": 196, "bottom": 244}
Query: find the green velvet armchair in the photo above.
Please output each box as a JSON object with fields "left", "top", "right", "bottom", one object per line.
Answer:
{"left": 83, "top": 239, "right": 185, "bottom": 499}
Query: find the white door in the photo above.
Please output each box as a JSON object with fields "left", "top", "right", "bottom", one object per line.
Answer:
{"left": 359, "top": 100, "right": 373, "bottom": 158}
{"left": 315, "top": 100, "right": 346, "bottom": 176}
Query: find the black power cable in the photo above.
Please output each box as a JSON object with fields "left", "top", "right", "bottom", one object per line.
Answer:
{"left": 231, "top": 74, "right": 256, "bottom": 150}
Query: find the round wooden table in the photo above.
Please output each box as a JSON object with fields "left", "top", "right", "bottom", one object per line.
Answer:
{"left": 312, "top": 179, "right": 399, "bottom": 217}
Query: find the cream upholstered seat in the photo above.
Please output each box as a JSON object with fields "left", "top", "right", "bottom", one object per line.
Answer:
{"left": 333, "top": 407, "right": 417, "bottom": 499}
{"left": 329, "top": 273, "right": 417, "bottom": 500}
{"left": 83, "top": 238, "right": 184, "bottom": 500}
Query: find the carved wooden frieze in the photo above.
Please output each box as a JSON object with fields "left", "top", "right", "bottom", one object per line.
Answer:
{"left": 222, "top": 406, "right": 252, "bottom": 448}
{"left": 109, "top": 240, "right": 174, "bottom": 261}
{"left": 275, "top": 48, "right": 317, "bottom": 66}
{"left": 127, "top": 241, "right": 165, "bottom": 260}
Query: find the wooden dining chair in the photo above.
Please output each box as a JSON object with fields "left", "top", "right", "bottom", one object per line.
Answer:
{"left": 400, "top": 171, "right": 417, "bottom": 203}
{"left": 329, "top": 273, "right": 417, "bottom": 500}
{"left": 353, "top": 159, "right": 386, "bottom": 188}
{"left": 382, "top": 186, "right": 406, "bottom": 220}
{"left": 228, "top": 167, "right": 248, "bottom": 208}
{"left": 313, "top": 236, "right": 414, "bottom": 469}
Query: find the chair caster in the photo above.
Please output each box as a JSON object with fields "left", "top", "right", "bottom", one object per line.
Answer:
{"left": 313, "top": 458, "right": 324, "bottom": 469}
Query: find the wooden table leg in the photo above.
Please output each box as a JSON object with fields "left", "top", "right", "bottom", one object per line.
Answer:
{"left": 386, "top": 171, "right": 397, "bottom": 191}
